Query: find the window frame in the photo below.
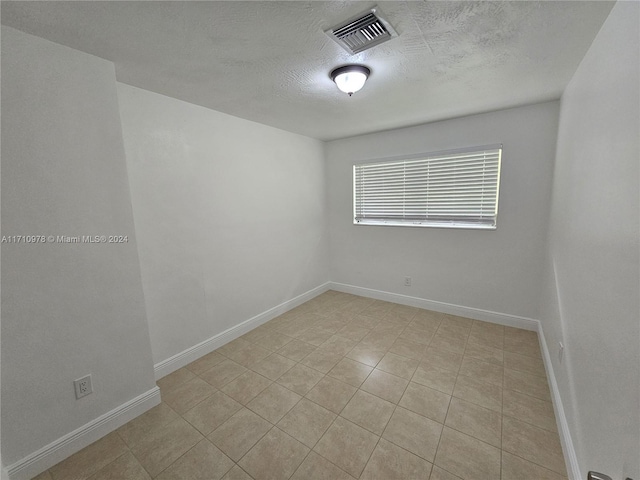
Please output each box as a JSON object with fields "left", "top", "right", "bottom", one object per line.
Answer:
{"left": 353, "top": 144, "right": 502, "bottom": 230}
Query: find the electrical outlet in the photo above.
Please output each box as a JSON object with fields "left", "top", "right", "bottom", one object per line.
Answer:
{"left": 404, "top": 276, "right": 412, "bottom": 287}
{"left": 74, "top": 374, "right": 93, "bottom": 399}
{"left": 558, "top": 342, "right": 564, "bottom": 364}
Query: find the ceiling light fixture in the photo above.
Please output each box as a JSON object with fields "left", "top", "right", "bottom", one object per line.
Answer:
{"left": 330, "top": 65, "right": 370, "bottom": 96}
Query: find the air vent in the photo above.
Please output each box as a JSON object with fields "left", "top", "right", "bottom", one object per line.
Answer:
{"left": 325, "top": 6, "right": 398, "bottom": 55}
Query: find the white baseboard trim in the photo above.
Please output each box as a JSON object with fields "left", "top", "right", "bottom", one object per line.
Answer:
{"left": 329, "top": 282, "right": 539, "bottom": 331}
{"left": 7, "top": 387, "right": 160, "bottom": 480}
{"left": 537, "top": 324, "right": 581, "bottom": 480}
{"left": 154, "top": 282, "right": 331, "bottom": 380}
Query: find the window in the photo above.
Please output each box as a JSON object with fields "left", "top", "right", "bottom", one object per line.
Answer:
{"left": 353, "top": 145, "right": 502, "bottom": 229}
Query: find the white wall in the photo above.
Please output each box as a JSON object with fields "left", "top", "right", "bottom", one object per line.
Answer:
{"left": 1, "top": 27, "right": 156, "bottom": 467}
{"left": 540, "top": 2, "right": 640, "bottom": 478}
{"left": 116, "top": 84, "right": 328, "bottom": 366}
{"left": 326, "top": 102, "right": 559, "bottom": 320}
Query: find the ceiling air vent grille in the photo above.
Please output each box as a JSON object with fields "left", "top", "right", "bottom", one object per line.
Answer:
{"left": 325, "top": 7, "right": 398, "bottom": 55}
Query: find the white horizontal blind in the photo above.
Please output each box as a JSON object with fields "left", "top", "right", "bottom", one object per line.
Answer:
{"left": 354, "top": 146, "right": 502, "bottom": 229}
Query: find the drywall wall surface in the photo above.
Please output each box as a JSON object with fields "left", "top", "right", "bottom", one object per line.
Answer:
{"left": 1, "top": 27, "right": 156, "bottom": 465}
{"left": 540, "top": 2, "right": 640, "bottom": 478}
{"left": 326, "top": 101, "right": 559, "bottom": 319}
{"left": 117, "top": 83, "right": 328, "bottom": 365}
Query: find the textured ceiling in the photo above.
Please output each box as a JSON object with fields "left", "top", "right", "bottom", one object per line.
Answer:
{"left": 1, "top": 1, "right": 614, "bottom": 140}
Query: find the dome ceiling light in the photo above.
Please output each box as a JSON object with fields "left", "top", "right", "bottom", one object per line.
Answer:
{"left": 330, "top": 65, "right": 371, "bottom": 96}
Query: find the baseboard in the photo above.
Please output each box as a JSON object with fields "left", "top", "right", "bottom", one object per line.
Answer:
{"left": 7, "top": 387, "right": 160, "bottom": 480}
{"left": 154, "top": 282, "right": 331, "bottom": 380}
{"left": 537, "top": 324, "right": 582, "bottom": 480}
{"left": 329, "top": 282, "right": 539, "bottom": 331}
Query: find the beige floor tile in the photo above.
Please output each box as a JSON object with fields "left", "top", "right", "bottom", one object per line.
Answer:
{"left": 117, "top": 402, "right": 179, "bottom": 447}
{"left": 86, "top": 451, "right": 150, "bottom": 480}
{"left": 504, "top": 331, "right": 541, "bottom": 358}
{"left": 361, "top": 300, "right": 394, "bottom": 318}
{"left": 411, "top": 310, "right": 445, "bottom": 330}
{"left": 351, "top": 313, "right": 382, "bottom": 329}
{"left": 218, "top": 337, "right": 252, "bottom": 358}
{"left": 253, "top": 331, "right": 293, "bottom": 352}
{"left": 336, "top": 324, "right": 370, "bottom": 342}
{"left": 429, "top": 332, "right": 467, "bottom": 354}
{"left": 314, "top": 417, "right": 379, "bottom": 478}
{"left": 49, "top": 433, "right": 129, "bottom": 480}
{"left": 250, "top": 353, "right": 295, "bottom": 380}
{"left": 504, "top": 367, "right": 551, "bottom": 401}
{"left": 412, "top": 363, "right": 457, "bottom": 395}
{"left": 471, "top": 320, "right": 504, "bottom": 336}
{"left": 434, "top": 427, "right": 501, "bottom": 480}
{"left": 437, "top": 322, "right": 471, "bottom": 339}
{"left": 185, "top": 351, "right": 227, "bottom": 376}
{"left": 157, "top": 368, "right": 196, "bottom": 393}
{"left": 275, "top": 339, "right": 316, "bottom": 362}
{"left": 316, "top": 316, "right": 349, "bottom": 334}
{"left": 226, "top": 343, "right": 272, "bottom": 368}
{"left": 208, "top": 408, "right": 272, "bottom": 462}
{"left": 361, "top": 438, "right": 433, "bottom": 480}
{"left": 317, "top": 335, "right": 357, "bottom": 356}
{"left": 361, "top": 330, "right": 398, "bottom": 350}
{"left": 503, "top": 389, "right": 557, "bottom": 432}
{"left": 241, "top": 325, "right": 271, "bottom": 343}
{"left": 429, "top": 466, "right": 463, "bottom": 479}
{"left": 360, "top": 369, "right": 409, "bottom": 404}
{"left": 452, "top": 375, "right": 502, "bottom": 413}
{"left": 422, "top": 347, "right": 463, "bottom": 373}
{"left": 291, "top": 451, "right": 355, "bottom": 480}
{"left": 346, "top": 343, "right": 386, "bottom": 367}
{"left": 277, "top": 398, "right": 336, "bottom": 448}
{"left": 504, "top": 351, "right": 546, "bottom": 377}
{"left": 305, "top": 376, "right": 357, "bottom": 414}
{"left": 388, "top": 303, "right": 419, "bottom": 321}
{"left": 155, "top": 439, "right": 234, "bottom": 480}
{"left": 408, "top": 318, "right": 440, "bottom": 335}
{"left": 398, "top": 326, "right": 436, "bottom": 345}
{"left": 162, "top": 377, "right": 217, "bottom": 415}
{"left": 129, "top": 417, "right": 203, "bottom": 478}
{"left": 340, "top": 389, "right": 395, "bottom": 435}
{"left": 300, "top": 348, "right": 343, "bottom": 374}
{"left": 200, "top": 359, "right": 248, "bottom": 389}
{"left": 247, "top": 382, "right": 301, "bottom": 423}
{"left": 183, "top": 390, "right": 243, "bottom": 435}
{"left": 32, "top": 470, "right": 54, "bottom": 480}
{"left": 221, "top": 370, "right": 273, "bottom": 405}
{"left": 467, "top": 330, "right": 504, "bottom": 350}
{"left": 399, "top": 382, "right": 451, "bottom": 423}
{"left": 276, "top": 363, "right": 324, "bottom": 395}
{"left": 222, "top": 465, "right": 254, "bottom": 480}
{"left": 444, "top": 315, "right": 474, "bottom": 329}
{"left": 502, "top": 451, "right": 568, "bottom": 480}
{"left": 327, "top": 358, "right": 373, "bottom": 387}
{"left": 458, "top": 357, "right": 504, "bottom": 386}
{"left": 376, "top": 352, "right": 419, "bottom": 379}
{"left": 444, "top": 397, "right": 501, "bottom": 448}
{"left": 463, "top": 343, "right": 503, "bottom": 366}
{"left": 502, "top": 416, "right": 567, "bottom": 475}
{"left": 388, "top": 337, "right": 426, "bottom": 360}
{"left": 293, "top": 326, "right": 334, "bottom": 346}
{"left": 382, "top": 407, "right": 442, "bottom": 462}
{"left": 239, "top": 427, "right": 309, "bottom": 480}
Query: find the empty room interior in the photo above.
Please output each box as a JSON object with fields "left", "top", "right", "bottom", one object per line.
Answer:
{"left": 1, "top": 1, "right": 638, "bottom": 480}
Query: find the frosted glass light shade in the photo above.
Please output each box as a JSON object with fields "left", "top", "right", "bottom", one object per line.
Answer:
{"left": 330, "top": 65, "right": 370, "bottom": 96}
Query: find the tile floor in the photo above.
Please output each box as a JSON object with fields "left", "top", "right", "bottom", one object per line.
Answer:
{"left": 34, "top": 291, "right": 568, "bottom": 480}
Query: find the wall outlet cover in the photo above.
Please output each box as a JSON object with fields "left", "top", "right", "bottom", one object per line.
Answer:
{"left": 74, "top": 374, "right": 93, "bottom": 399}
